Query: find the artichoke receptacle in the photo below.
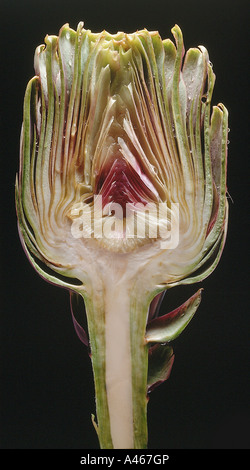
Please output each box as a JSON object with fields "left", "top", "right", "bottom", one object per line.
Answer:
{"left": 16, "top": 22, "right": 228, "bottom": 449}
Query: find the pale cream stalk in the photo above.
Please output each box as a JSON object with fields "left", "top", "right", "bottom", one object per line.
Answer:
{"left": 104, "top": 280, "right": 134, "bottom": 448}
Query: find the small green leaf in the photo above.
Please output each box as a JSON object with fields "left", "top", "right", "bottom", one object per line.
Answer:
{"left": 145, "top": 288, "right": 202, "bottom": 344}
{"left": 91, "top": 414, "right": 99, "bottom": 438}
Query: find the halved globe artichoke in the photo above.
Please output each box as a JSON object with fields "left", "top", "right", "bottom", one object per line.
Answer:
{"left": 16, "top": 22, "right": 228, "bottom": 449}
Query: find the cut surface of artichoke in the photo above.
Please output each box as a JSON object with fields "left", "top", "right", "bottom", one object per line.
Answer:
{"left": 16, "top": 22, "right": 228, "bottom": 449}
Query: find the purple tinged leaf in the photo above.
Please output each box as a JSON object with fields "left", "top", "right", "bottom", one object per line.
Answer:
{"left": 148, "top": 291, "right": 166, "bottom": 322}
{"left": 147, "top": 344, "right": 174, "bottom": 393}
{"left": 145, "top": 288, "right": 202, "bottom": 344}
{"left": 70, "top": 291, "right": 89, "bottom": 347}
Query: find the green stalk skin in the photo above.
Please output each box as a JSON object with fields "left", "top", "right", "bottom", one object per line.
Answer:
{"left": 83, "top": 291, "right": 113, "bottom": 449}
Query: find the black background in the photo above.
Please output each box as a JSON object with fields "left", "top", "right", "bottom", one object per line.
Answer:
{"left": 1, "top": 0, "right": 249, "bottom": 450}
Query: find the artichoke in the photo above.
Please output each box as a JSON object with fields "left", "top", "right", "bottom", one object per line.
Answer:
{"left": 16, "top": 22, "right": 228, "bottom": 449}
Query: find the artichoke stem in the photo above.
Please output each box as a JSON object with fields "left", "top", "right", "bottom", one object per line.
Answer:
{"left": 83, "top": 281, "right": 149, "bottom": 449}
